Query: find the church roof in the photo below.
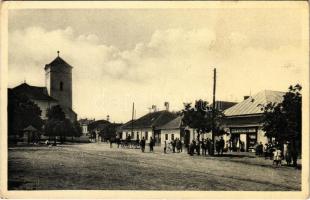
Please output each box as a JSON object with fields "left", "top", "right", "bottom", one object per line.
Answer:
{"left": 223, "top": 90, "right": 285, "bottom": 117}
{"left": 11, "top": 83, "right": 57, "bottom": 102}
{"left": 121, "top": 110, "right": 177, "bottom": 130}
{"left": 45, "top": 56, "right": 72, "bottom": 70}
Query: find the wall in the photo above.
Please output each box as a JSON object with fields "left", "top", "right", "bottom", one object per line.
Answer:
{"left": 257, "top": 127, "right": 268, "bottom": 145}
{"left": 185, "top": 128, "right": 212, "bottom": 142}
{"left": 33, "top": 99, "right": 57, "bottom": 120}
{"left": 46, "top": 66, "right": 72, "bottom": 109}
{"left": 82, "top": 125, "right": 88, "bottom": 135}
{"left": 122, "top": 128, "right": 153, "bottom": 143}
{"left": 160, "top": 129, "right": 181, "bottom": 145}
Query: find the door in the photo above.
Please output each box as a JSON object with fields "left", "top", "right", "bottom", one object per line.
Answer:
{"left": 184, "top": 130, "right": 190, "bottom": 147}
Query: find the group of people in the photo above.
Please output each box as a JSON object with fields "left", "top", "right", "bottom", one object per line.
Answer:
{"left": 139, "top": 137, "right": 155, "bottom": 153}
{"left": 188, "top": 137, "right": 225, "bottom": 156}
{"left": 262, "top": 141, "right": 298, "bottom": 167}
{"left": 164, "top": 138, "right": 183, "bottom": 153}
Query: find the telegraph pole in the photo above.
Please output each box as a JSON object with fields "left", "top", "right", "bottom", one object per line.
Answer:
{"left": 131, "top": 102, "right": 134, "bottom": 136}
{"left": 211, "top": 68, "right": 216, "bottom": 155}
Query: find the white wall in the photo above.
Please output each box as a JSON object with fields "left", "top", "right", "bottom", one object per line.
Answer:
{"left": 257, "top": 127, "right": 268, "bottom": 145}
{"left": 82, "top": 125, "right": 88, "bottom": 135}
{"left": 122, "top": 128, "right": 153, "bottom": 143}
{"left": 186, "top": 129, "right": 212, "bottom": 142}
{"left": 160, "top": 129, "right": 181, "bottom": 145}
{"left": 33, "top": 100, "right": 57, "bottom": 120}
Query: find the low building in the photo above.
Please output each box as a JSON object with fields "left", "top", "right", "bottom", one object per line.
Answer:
{"left": 120, "top": 110, "right": 177, "bottom": 144}
{"left": 159, "top": 116, "right": 184, "bottom": 145}
{"left": 78, "top": 118, "right": 95, "bottom": 136}
{"left": 88, "top": 120, "right": 110, "bottom": 142}
{"left": 223, "top": 90, "right": 285, "bottom": 152}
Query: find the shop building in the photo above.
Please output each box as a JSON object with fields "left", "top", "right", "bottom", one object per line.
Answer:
{"left": 223, "top": 90, "right": 285, "bottom": 152}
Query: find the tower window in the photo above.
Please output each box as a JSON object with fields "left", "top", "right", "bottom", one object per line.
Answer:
{"left": 60, "top": 81, "right": 63, "bottom": 91}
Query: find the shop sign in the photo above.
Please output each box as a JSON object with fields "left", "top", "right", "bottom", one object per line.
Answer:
{"left": 230, "top": 127, "right": 257, "bottom": 134}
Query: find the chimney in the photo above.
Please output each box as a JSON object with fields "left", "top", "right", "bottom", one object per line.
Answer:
{"left": 151, "top": 105, "right": 157, "bottom": 112}
{"left": 164, "top": 102, "right": 169, "bottom": 111}
{"left": 244, "top": 96, "right": 250, "bottom": 100}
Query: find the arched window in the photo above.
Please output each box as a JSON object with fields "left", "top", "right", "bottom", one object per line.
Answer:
{"left": 60, "top": 81, "right": 63, "bottom": 91}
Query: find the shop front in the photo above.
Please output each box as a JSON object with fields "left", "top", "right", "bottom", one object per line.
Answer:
{"left": 230, "top": 127, "right": 258, "bottom": 152}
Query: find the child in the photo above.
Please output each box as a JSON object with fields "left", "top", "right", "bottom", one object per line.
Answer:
{"left": 273, "top": 148, "right": 282, "bottom": 166}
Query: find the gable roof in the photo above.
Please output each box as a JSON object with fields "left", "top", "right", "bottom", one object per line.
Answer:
{"left": 11, "top": 83, "right": 57, "bottom": 102}
{"left": 224, "top": 90, "right": 285, "bottom": 117}
{"left": 159, "top": 116, "right": 183, "bottom": 130}
{"left": 23, "top": 125, "right": 38, "bottom": 131}
{"left": 44, "top": 56, "right": 73, "bottom": 70}
{"left": 121, "top": 110, "right": 177, "bottom": 130}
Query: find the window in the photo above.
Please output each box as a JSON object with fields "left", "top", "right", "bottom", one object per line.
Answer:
{"left": 60, "top": 81, "right": 63, "bottom": 91}
{"left": 165, "top": 134, "right": 168, "bottom": 140}
{"left": 171, "top": 134, "right": 174, "bottom": 140}
{"left": 137, "top": 133, "right": 139, "bottom": 140}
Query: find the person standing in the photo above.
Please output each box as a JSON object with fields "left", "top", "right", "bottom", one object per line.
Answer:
{"left": 196, "top": 139, "right": 200, "bottom": 155}
{"left": 290, "top": 141, "right": 298, "bottom": 168}
{"left": 172, "top": 139, "right": 176, "bottom": 153}
{"left": 189, "top": 140, "right": 195, "bottom": 156}
{"left": 201, "top": 139, "right": 206, "bottom": 156}
{"left": 110, "top": 139, "right": 113, "bottom": 148}
{"left": 179, "top": 140, "right": 183, "bottom": 152}
{"left": 283, "top": 141, "right": 291, "bottom": 166}
{"left": 177, "top": 138, "right": 182, "bottom": 153}
{"left": 140, "top": 137, "right": 146, "bottom": 153}
{"left": 149, "top": 137, "right": 154, "bottom": 152}
{"left": 164, "top": 140, "right": 167, "bottom": 154}
{"left": 206, "top": 138, "right": 210, "bottom": 155}
{"left": 219, "top": 136, "right": 225, "bottom": 155}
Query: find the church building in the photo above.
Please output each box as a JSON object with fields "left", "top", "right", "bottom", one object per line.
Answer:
{"left": 10, "top": 51, "right": 77, "bottom": 122}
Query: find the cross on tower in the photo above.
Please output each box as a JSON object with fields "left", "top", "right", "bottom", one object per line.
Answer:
{"left": 57, "top": 51, "right": 60, "bottom": 57}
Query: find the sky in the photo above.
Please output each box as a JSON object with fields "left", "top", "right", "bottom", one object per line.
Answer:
{"left": 8, "top": 5, "right": 308, "bottom": 123}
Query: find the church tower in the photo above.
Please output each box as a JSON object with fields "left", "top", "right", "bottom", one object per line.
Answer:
{"left": 45, "top": 51, "right": 73, "bottom": 110}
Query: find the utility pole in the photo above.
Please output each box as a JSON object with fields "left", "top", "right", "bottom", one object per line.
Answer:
{"left": 211, "top": 68, "right": 216, "bottom": 155}
{"left": 131, "top": 102, "right": 134, "bottom": 137}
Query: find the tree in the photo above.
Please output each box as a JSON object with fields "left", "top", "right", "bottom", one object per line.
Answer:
{"left": 72, "top": 120, "right": 82, "bottom": 137}
{"left": 68, "top": 120, "right": 82, "bottom": 141}
{"left": 261, "top": 84, "right": 302, "bottom": 163}
{"left": 99, "top": 123, "right": 119, "bottom": 141}
{"left": 45, "top": 105, "right": 66, "bottom": 145}
{"left": 8, "top": 91, "right": 43, "bottom": 143}
{"left": 181, "top": 99, "right": 225, "bottom": 154}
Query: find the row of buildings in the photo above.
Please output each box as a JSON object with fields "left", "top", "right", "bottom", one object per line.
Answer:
{"left": 118, "top": 90, "right": 284, "bottom": 152}
{"left": 9, "top": 53, "right": 285, "bottom": 151}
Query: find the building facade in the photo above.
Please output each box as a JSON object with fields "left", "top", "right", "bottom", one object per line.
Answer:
{"left": 223, "top": 90, "right": 285, "bottom": 152}
{"left": 120, "top": 110, "right": 177, "bottom": 144}
{"left": 78, "top": 118, "right": 96, "bottom": 136}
